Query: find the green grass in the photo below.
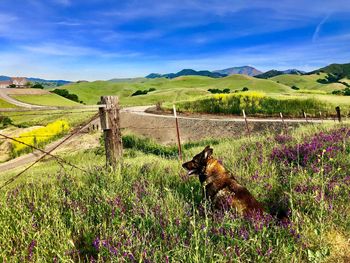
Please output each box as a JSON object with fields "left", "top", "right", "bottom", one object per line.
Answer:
{"left": 2, "top": 110, "right": 96, "bottom": 128}
{"left": 61, "top": 75, "right": 293, "bottom": 106}
{"left": 0, "top": 98, "right": 17, "bottom": 108}
{"left": 11, "top": 94, "right": 80, "bottom": 107}
{"left": 0, "top": 124, "right": 349, "bottom": 262}
{"left": 166, "top": 92, "right": 350, "bottom": 118}
{"left": 271, "top": 73, "right": 348, "bottom": 93}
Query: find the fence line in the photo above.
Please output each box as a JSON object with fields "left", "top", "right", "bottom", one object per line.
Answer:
{"left": 0, "top": 103, "right": 346, "bottom": 187}
{"left": 0, "top": 114, "right": 98, "bottom": 189}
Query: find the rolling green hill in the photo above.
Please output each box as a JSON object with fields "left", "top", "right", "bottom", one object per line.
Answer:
{"left": 310, "top": 62, "right": 350, "bottom": 78}
{"left": 0, "top": 98, "right": 17, "bottom": 108}
{"left": 270, "top": 73, "right": 348, "bottom": 93}
{"left": 11, "top": 94, "right": 81, "bottom": 107}
{"left": 62, "top": 75, "right": 292, "bottom": 105}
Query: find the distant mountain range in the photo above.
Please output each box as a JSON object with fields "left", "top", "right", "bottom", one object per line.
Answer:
{"left": 214, "top": 66, "right": 262, "bottom": 76}
{"left": 0, "top": 75, "right": 71, "bottom": 86}
{"left": 146, "top": 69, "right": 227, "bottom": 79}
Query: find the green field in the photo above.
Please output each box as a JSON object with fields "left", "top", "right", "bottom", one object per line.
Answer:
{"left": 271, "top": 73, "right": 348, "bottom": 93}
{"left": 62, "top": 75, "right": 293, "bottom": 106}
{"left": 62, "top": 75, "right": 350, "bottom": 111}
{"left": 0, "top": 98, "right": 17, "bottom": 108}
{"left": 11, "top": 94, "right": 80, "bottom": 107}
{"left": 0, "top": 124, "right": 349, "bottom": 262}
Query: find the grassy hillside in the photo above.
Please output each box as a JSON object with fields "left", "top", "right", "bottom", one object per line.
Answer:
{"left": 0, "top": 98, "right": 17, "bottom": 108}
{"left": 311, "top": 63, "right": 350, "bottom": 78}
{"left": 271, "top": 73, "right": 348, "bottom": 93}
{"left": 0, "top": 124, "right": 349, "bottom": 261}
{"left": 62, "top": 75, "right": 292, "bottom": 105}
{"left": 11, "top": 94, "right": 80, "bottom": 107}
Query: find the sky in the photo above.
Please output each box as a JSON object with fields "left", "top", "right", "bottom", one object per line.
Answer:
{"left": 0, "top": 0, "right": 350, "bottom": 81}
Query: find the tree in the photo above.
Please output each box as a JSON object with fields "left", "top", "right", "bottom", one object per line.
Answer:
{"left": 8, "top": 84, "right": 16, "bottom": 88}
{"left": 32, "top": 83, "right": 44, "bottom": 89}
{"left": 242, "top": 87, "right": 249, "bottom": 92}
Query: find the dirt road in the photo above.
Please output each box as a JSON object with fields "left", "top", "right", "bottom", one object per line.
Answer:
{"left": 0, "top": 102, "right": 323, "bottom": 173}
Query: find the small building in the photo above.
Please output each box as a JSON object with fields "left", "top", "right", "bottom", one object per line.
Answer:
{"left": 11, "top": 77, "right": 28, "bottom": 87}
{"left": 0, "top": 77, "right": 28, "bottom": 88}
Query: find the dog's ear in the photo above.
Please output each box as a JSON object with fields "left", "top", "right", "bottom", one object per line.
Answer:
{"left": 204, "top": 146, "right": 213, "bottom": 159}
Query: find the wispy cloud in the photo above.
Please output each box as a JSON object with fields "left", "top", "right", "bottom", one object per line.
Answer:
{"left": 312, "top": 14, "right": 331, "bottom": 42}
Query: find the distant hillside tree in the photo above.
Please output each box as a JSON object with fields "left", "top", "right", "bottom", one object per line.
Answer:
{"left": 51, "top": 89, "right": 82, "bottom": 103}
{"left": 32, "top": 83, "right": 44, "bottom": 89}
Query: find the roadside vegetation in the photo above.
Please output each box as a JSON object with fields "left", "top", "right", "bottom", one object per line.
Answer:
{"left": 11, "top": 94, "right": 80, "bottom": 107}
{"left": 10, "top": 120, "right": 69, "bottom": 157}
{"left": 165, "top": 92, "right": 347, "bottom": 118}
{"left": 0, "top": 123, "right": 349, "bottom": 262}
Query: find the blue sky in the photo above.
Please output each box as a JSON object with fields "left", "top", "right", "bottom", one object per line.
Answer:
{"left": 0, "top": 0, "right": 350, "bottom": 80}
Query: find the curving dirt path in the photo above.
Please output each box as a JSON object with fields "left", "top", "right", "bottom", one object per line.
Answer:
{"left": 0, "top": 99, "right": 326, "bottom": 173}
{"left": 0, "top": 89, "right": 46, "bottom": 108}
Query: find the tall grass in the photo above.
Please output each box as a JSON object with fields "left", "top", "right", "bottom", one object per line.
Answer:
{"left": 11, "top": 120, "right": 69, "bottom": 157}
{"left": 0, "top": 124, "right": 349, "bottom": 262}
{"left": 168, "top": 92, "right": 337, "bottom": 117}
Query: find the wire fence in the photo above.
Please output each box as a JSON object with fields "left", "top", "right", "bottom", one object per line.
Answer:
{"left": 0, "top": 103, "right": 347, "bottom": 189}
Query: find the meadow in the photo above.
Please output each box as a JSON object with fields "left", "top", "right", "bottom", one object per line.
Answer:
{"left": 0, "top": 123, "right": 349, "bottom": 262}
{"left": 11, "top": 94, "right": 80, "bottom": 107}
{"left": 0, "top": 98, "right": 18, "bottom": 108}
{"left": 10, "top": 120, "right": 70, "bottom": 157}
{"left": 165, "top": 92, "right": 350, "bottom": 118}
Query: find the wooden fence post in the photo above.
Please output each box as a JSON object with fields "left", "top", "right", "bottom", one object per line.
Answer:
{"left": 303, "top": 111, "right": 308, "bottom": 123}
{"left": 280, "top": 112, "right": 287, "bottom": 133}
{"left": 99, "top": 96, "right": 122, "bottom": 168}
{"left": 173, "top": 105, "right": 182, "bottom": 160}
{"left": 336, "top": 106, "right": 341, "bottom": 122}
{"left": 242, "top": 109, "right": 251, "bottom": 138}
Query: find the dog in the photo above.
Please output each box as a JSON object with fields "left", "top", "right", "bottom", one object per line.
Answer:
{"left": 182, "top": 146, "right": 264, "bottom": 217}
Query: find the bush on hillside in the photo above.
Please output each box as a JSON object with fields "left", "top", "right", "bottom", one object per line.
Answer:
{"left": 242, "top": 87, "right": 249, "bottom": 92}
{"left": 208, "top": 88, "right": 230, "bottom": 94}
{"left": 291, "top": 85, "right": 300, "bottom": 90}
{"left": 51, "top": 89, "right": 82, "bottom": 103}
{"left": 0, "top": 116, "right": 12, "bottom": 128}
{"left": 131, "top": 88, "right": 156, "bottom": 96}
{"left": 32, "top": 83, "right": 44, "bottom": 89}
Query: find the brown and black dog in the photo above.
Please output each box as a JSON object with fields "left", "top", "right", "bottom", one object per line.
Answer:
{"left": 182, "top": 146, "right": 264, "bottom": 217}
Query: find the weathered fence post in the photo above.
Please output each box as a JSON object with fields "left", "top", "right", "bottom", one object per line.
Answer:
{"left": 173, "top": 105, "right": 182, "bottom": 160}
{"left": 319, "top": 111, "right": 323, "bottom": 123}
{"left": 242, "top": 109, "right": 251, "bottom": 138}
{"left": 336, "top": 106, "right": 341, "bottom": 122}
{"left": 99, "top": 96, "right": 122, "bottom": 168}
{"left": 280, "top": 112, "right": 287, "bottom": 133}
{"left": 303, "top": 111, "right": 308, "bottom": 123}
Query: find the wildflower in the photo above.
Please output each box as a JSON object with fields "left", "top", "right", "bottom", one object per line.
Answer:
{"left": 27, "top": 240, "right": 37, "bottom": 261}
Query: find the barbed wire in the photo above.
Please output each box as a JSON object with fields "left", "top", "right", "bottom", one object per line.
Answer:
{"left": 0, "top": 133, "right": 87, "bottom": 173}
{"left": 1, "top": 110, "right": 98, "bottom": 118}
{"left": 0, "top": 114, "right": 98, "bottom": 190}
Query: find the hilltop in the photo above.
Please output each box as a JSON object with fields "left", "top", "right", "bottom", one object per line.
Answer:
{"left": 146, "top": 69, "right": 227, "bottom": 79}
{"left": 255, "top": 69, "right": 305, "bottom": 79}
{"left": 309, "top": 63, "right": 350, "bottom": 78}
{"left": 214, "top": 66, "right": 262, "bottom": 76}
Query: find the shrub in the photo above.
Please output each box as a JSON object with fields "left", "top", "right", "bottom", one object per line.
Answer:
{"left": 11, "top": 120, "right": 69, "bottom": 157}
{"left": 171, "top": 92, "right": 334, "bottom": 117}
{"left": 242, "top": 87, "right": 249, "bottom": 92}
{"left": 32, "top": 83, "right": 44, "bottom": 89}
{"left": 148, "top": 88, "right": 156, "bottom": 92}
{"left": 0, "top": 116, "right": 12, "bottom": 128}
{"left": 51, "top": 89, "right": 81, "bottom": 103}
{"left": 291, "top": 85, "right": 299, "bottom": 90}
{"left": 131, "top": 90, "right": 148, "bottom": 96}
{"left": 208, "top": 88, "right": 230, "bottom": 94}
